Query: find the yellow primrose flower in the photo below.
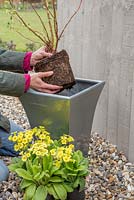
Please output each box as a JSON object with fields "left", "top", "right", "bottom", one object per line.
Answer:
{"left": 35, "top": 151, "right": 42, "bottom": 156}
{"left": 57, "top": 150, "right": 64, "bottom": 159}
{"left": 58, "top": 147, "right": 65, "bottom": 151}
{"left": 35, "top": 130, "right": 41, "bottom": 137}
{"left": 54, "top": 160, "right": 61, "bottom": 168}
{"left": 12, "top": 135, "right": 18, "bottom": 142}
{"left": 8, "top": 135, "right": 13, "bottom": 141}
{"left": 17, "top": 143, "right": 24, "bottom": 150}
{"left": 17, "top": 138, "right": 22, "bottom": 143}
{"left": 46, "top": 136, "right": 52, "bottom": 144}
{"left": 67, "top": 135, "right": 74, "bottom": 142}
{"left": 14, "top": 144, "right": 20, "bottom": 151}
{"left": 50, "top": 149, "right": 56, "bottom": 156}
{"left": 65, "top": 148, "right": 72, "bottom": 155}
{"left": 22, "top": 155, "right": 27, "bottom": 162}
{"left": 63, "top": 155, "right": 71, "bottom": 162}
{"left": 26, "top": 152, "right": 31, "bottom": 158}
{"left": 18, "top": 132, "right": 24, "bottom": 137}
{"left": 39, "top": 134, "right": 46, "bottom": 140}
{"left": 61, "top": 137, "right": 67, "bottom": 145}
{"left": 25, "top": 135, "right": 33, "bottom": 142}
{"left": 22, "top": 138, "right": 28, "bottom": 145}
{"left": 41, "top": 149, "right": 48, "bottom": 156}
{"left": 61, "top": 135, "right": 74, "bottom": 144}
{"left": 68, "top": 144, "right": 74, "bottom": 149}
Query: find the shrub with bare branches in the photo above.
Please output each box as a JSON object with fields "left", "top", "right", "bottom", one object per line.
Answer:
{"left": 8, "top": 0, "right": 83, "bottom": 52}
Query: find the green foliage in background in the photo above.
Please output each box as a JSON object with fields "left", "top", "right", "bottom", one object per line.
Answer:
{"left": 0, "top": 9, "right": 50, "bottom": 51}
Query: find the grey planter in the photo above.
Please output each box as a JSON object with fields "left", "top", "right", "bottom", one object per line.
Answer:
{"left": 19, "top": 78, "right": 105, "bottom": 156}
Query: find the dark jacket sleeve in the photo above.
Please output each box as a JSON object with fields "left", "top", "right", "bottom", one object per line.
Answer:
{"left": 0, "top": 71, "right": 25, "bottom": 97}
{"left": 0, "top": 49, "right": 26, "bottom": 96}
{"left": 0, "top": 49, "right": 25, "bottom": 73}
{"left": 0, "top": 49, "right": 26, "bottom": 133}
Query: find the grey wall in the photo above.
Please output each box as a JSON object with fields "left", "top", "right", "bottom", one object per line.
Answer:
{"left": 58, "top": 0, "right": 134, "bottom": 162}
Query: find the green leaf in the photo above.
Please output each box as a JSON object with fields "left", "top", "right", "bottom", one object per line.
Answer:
{"left": 65, "top": 162, "right": 74, "bottom": 171}
{"left": 12, "top": 157, "right": 22, "bottom": 164}
{"left": 63, "top": 183, "right": 73, "bottom": 193}
{"left": 8, "top": 163, "right": 21, "bottom": 172}
{"left": 35, "top": 171, "right": 46, "bottom": 181}
{"left": 49, "top": 176, "right": 64, "bottom": 183}
{"left": 78, "top": 169, "right": 89, "bottom": 176}
{"left": 42, "top": 156, "right": 49, "bottom": 171}
{"left": 23, "top": 192, "right": 27, "bottom": 200}
{"left": 8, "top": 158, "right": 24, "bottom": 171}
{"left": 20, "top": 179, "right": 34, "bottom": 190}
{"left": 33, "top": 172, "right": 40, "bottom": 180}
{"left": 79, "top": 177, "right": 86, "bottom": 191}
{"left": 77, "top": 150, "right": 83, "bottom": 159}
{"left": 48, "top": 156, "right": 53, "bottom": 170}
{"left": 25, "top": 184, "right": 36, "bottom": 200}
{"left": 43, "top": 155, "right": 53, "bottom": 171}
{"left": 73, "top": 177, "right": 80, "bottom": 188}
{"left": 53, "top": 183, "right": 67, "bottom": 200}
{"left": 47, "top": 184, "right": 59, "bottom": 199}
{"left": 34, "top": 185, "right": 47, "bottom": 200}
{"left": 68, "top": 172, "right": 77, "bottom": 176}
{"left": 73, "top": 151, "right": 82, "bottom": 164}
{"left": 32, "top": 165, "right": 41, "bottom": 176}
{"left": 53, "top": 168, "right": 67, "bottom": 179}
{"left": 33, "top": 157, "right": 39, "bottom": 165}
{"left": 26, "top": 159, "right": 33, "bottom": 174}
{"left": 15, "top": 169, "right": 33, "bottom": 181}
{"left": 50, "top": 165, "right": 58, "bottom": 176}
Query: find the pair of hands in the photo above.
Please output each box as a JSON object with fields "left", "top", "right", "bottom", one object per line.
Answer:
{"left": 29, "top": 47, "right": 62, "bottom": 94}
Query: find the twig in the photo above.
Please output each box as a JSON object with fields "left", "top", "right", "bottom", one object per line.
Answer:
{"left": 30, "top": 3, "right": 51, "bottom": 44}
{"left": 57, "top": 0, "right": 83, "bottom": 50}
{"left": 43, "top": 0, "right": 54, "bottom": 49}
{"left": 15, "top": 12, "right": 46, "bottom": 44}
{"left": 16, "top": 30, "right": 43, "bottom": 45}
{"left": 43, "top": 1, "right": 54, "bottom": 19}
{"left": 9, "top": 0, "right": 46, "bottom": 44}
{"left": 51, "top": 0, "right": 58, "bottom": 51}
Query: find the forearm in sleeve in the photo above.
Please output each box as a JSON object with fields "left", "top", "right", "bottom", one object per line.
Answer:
{"left": 0, "top": 49, "right": 25, "bottom": 73}
{"left": 0, "top": 71, "right": 25, "bottom": 97}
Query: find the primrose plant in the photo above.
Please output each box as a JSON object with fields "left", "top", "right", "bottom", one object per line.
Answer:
{"left": 8, "top": 126, "right": 89, "bottom": 200}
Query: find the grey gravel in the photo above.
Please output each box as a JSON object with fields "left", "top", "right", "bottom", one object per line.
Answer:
{"left": 0, "top": 95, "right": 134, "bottom": 200}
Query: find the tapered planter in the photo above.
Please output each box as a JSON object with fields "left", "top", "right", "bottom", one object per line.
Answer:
{"left": 19, "top": 78, "right": 105, "bottom": 156}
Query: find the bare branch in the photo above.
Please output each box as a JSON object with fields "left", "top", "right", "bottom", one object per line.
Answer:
{"left": 30, "top": 3, "right": 51, "bottom": 43}
{"left": 43, "top": 0, "right": 54, "bottom": 48}
{"left": 9, "top": 0, "right": 46, "bottom": 44}
{"left": 8, "top": 0, "right": 83, "bottom": 52}
{"left": 43, "top": 1, "right": 54, "bottom": 19}
{"left": 51, "top": 0, "right": 58, "bottom": 50}
{"left": 57, "top": 0, "right": 83, "bottom": 50}
{"left": 16, "top": 30, "right": 43, "bottom": 45}
{"left": 15, "top": 12, "right": 46, "bottom": 43}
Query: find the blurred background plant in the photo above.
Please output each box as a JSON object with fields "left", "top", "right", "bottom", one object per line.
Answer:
{"left": 0, "top": 0, "right": 56, "bottom": 51}
{"left": 0, "top": 0, "right": 82, "bottom": 52}
{"left": 8, "top": 0, "right": 82, "bottom": 52}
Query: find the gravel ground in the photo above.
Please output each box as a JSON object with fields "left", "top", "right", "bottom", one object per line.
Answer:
{"left": 0, "top": 95, "right": 134, "bottom": 200}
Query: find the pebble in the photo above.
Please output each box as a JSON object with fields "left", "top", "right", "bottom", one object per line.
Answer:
{"left": 1, "top": 95, "right": 134, "bottom": 199}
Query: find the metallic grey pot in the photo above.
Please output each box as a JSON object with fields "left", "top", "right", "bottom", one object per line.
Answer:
{"left": 19, "top": 78, "right": 105, "bottom": 156}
